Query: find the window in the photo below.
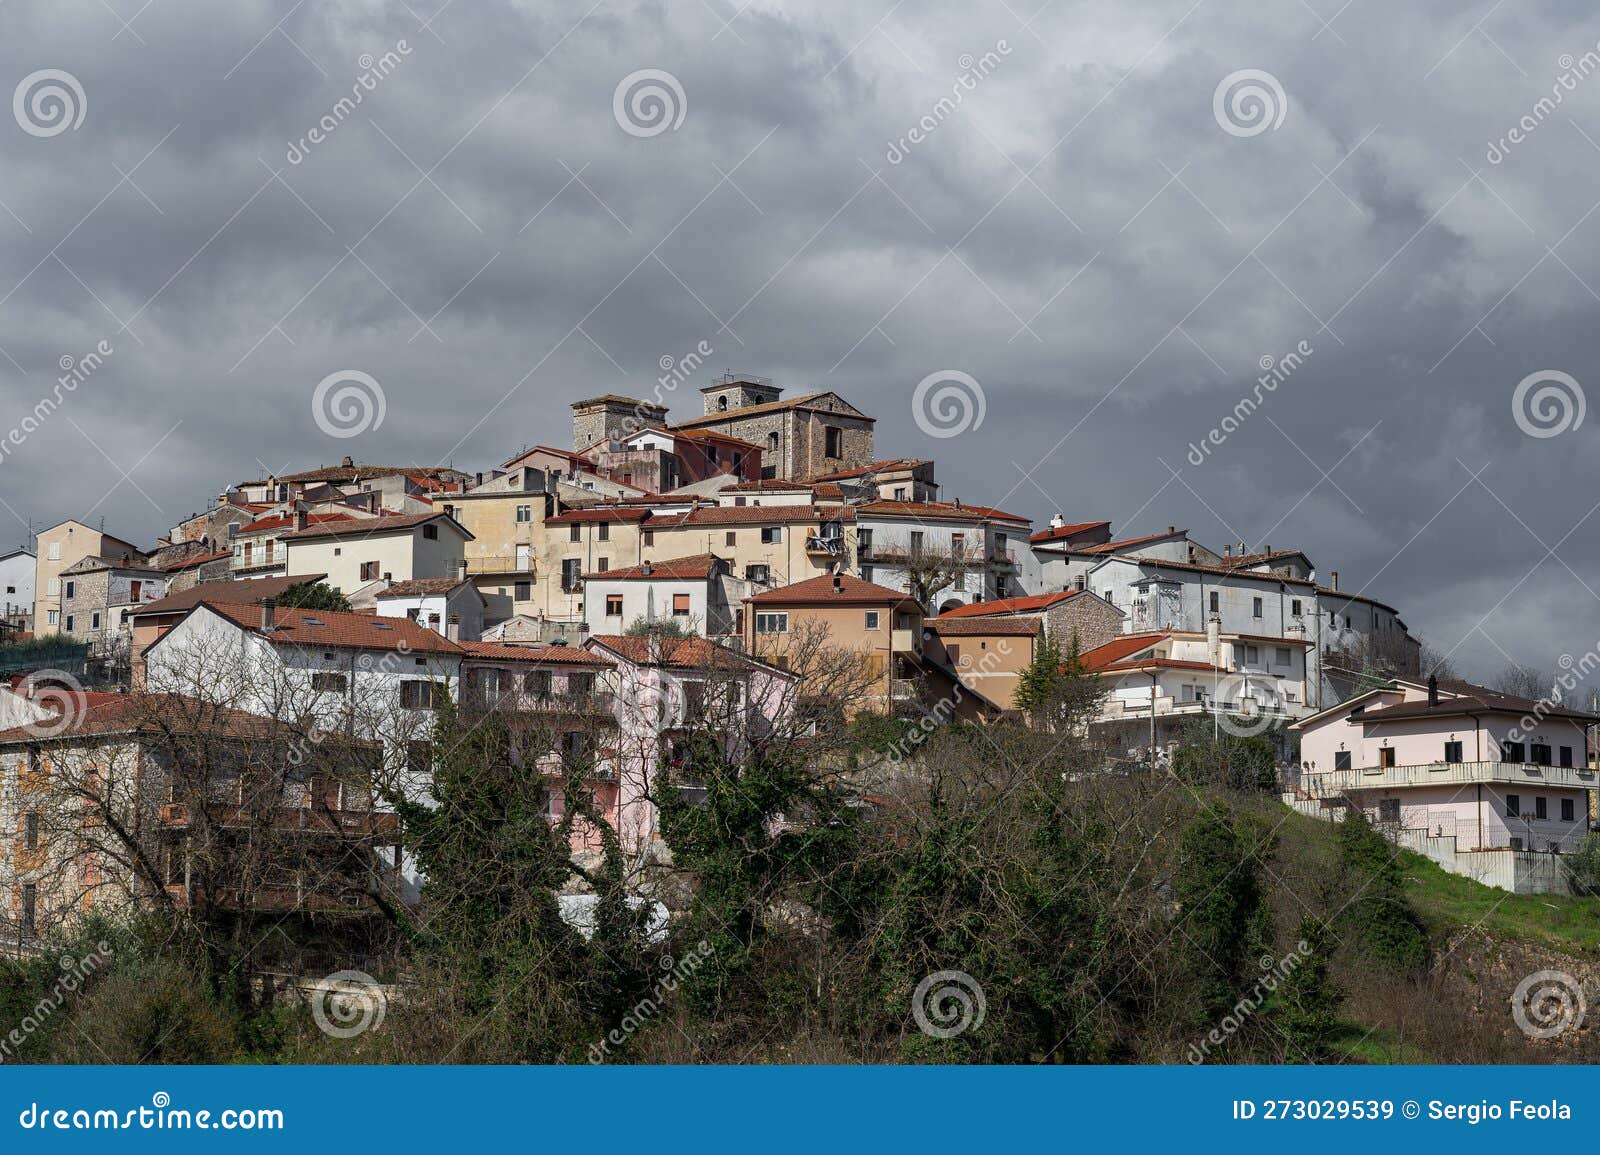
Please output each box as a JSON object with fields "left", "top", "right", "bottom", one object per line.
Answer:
{"left": 524, "top": 670, "right": 551, "bottom": 698}
{"left": 399, "top": 680, "right": 435, "bottom": 709}
{"left": 754, "top": 612, "right": 789, "bottom": 633}
{"left": 1536, "top": 796, "right": 1548, "bottom": 820}
{"left": 745, "top": 564, "right": 770, "bottom": 583}
{"left": 21, "top": 884, "right": 36, "bottom": 937}
{"left": 23, "top": 811, "right": 38, "bottom": 851}
{"left": 1560, "top": 745, "right": 1574, "bottom": 768}
{"left": 312, "top": 672, "right": 348, "bottom": 693}
{"left": 423, "top": 524, "right": 439, "bottom": 540}
{"left": 514, "top": 581, "right": 531, "bottom": 601}
{"left": 1243, "top": 644, "right": 1260, "bottom": 665}
{"left": 516, "top": 505, "right": 532, "bottom": 523}
{"left": 569, "top": 672, "right": 595, "bottom": 696}
{"left": 672, "top": 593, "right": 691, "bottom": 616}
{"left": 48, "top": 542, "right": 59, "bottom": 560}
{"left": 1506, "top": 793, "right": 1521, "bottom": 817}
{"left": 1443, "top": 740, "right": 1463, "bottom": 764}
{"left": 1562, "top": 798, "right": 1576, "bottom": 822}
{"left": 1291, "top": 599, "right": 1301, "bottom": 616}
{"left": 1378, "top": 799, "right": 1400, "bottom": 823}
{"left": 47, "top": 578, "right": 58, "bottom": 597}
{"left": 46, "top": 610, "right": 57, "bottom": 626}
{"left": 1531, "top": 743, "right": 1552, "bottom": 766}
{"left": 718, "top": 395, "right": 728, "bottom": 411}
{"left": 569, "top": 525, "right": 581, "bottom": 543}
{"left": 726, "top": 531, "right": 737, "bottom": 547}
{"left": 910, "top": 530, "right": 924, "bottom": 552}
{"left": 825, "top": 427, "right": 842, "bottom": 458}
{"left": 947, "top": 644, "right": 962, "bottom": 667}
{"left": 64, "top": 580, "right": 74, "bottom": 599}
{"left": 1252, "top": 596, "right": 1263, "bottom": 618}
{"left": 1501, "top": 740, "right": 1527, "bottom": 763}
{"left": 1334, "top": 750, "right": 1351, "bottom": 770}
{"left": 360, "top": 561, "right": 379, "bottom": 581}
{"left": 767, "top": 432, "right": 778, "bottom": 452}
{"left": 1379, "top": 746, "right": 1396, "bottom": 768}
{"left": 1209, "top": 591, "right": 1219, "bottom": 613}
{"left": 860, "top": 565, "right": 874, "bottom": 583}
{"left": 644, "top": 530, "right": 655, "bottom": 546}
{"left": 596, "top": 558, "right": 609, "bottom": 573}
{"left": 864, "top": 611, "right": 880, "bottom": 630}
{"left": 706, "top": 445, "right": 719, "bottom": 465}
{"left": 605, "top": 595, "right": 624, "bottom": 616}
{"left": 64, "top": 616, "right": 73, "bottom": 632}
{"left": 1274, "top": 646, "right": 1291, "bottom": 665}
{"left": 90, "top": 612, "right": 100, "bottom": 630}
{"left": 561, "top": 559, "right": 582, "bottom": 591}
{"left": 760, "top": 526, "right": 782, "bottom": 545}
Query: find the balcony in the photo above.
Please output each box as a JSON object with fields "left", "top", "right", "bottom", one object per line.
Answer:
{"left": 466, "top": 555, "right": 535, "bottom": 575}
{"left": 1303, "top": 761, "right": 1598, "bottom": 796}
{"left": 524, "top": 691, "right": 616, "bottom": 716}
{"left": 890, "top": 628, "right": 921, "bottom": 654}
{"left": 988, "top": 546, "right": 1017, "bottom": 565}
{"left": 805, "top": 535, "right": 844, "bottom": 556}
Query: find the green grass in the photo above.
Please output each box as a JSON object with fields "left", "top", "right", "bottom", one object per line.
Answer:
{"left": 1397, "top": 848, "right": 1600, "bottom": 957}
{"left": 1328, "top": 1021, "right": 1431, "bottom": 1064}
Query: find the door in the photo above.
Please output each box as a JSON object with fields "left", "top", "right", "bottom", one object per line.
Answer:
{"left": 515, "top": 544, "right": 531, "bottom": 572}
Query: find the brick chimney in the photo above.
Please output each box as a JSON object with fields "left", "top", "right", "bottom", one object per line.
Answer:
{"left": 446, "top": 613, "right": 460, "bottom": 642}
{"left": 1428, "top": 674, "right": 1438, "bottom": 706}
{"left": 832, "top": 574, "right": 843, "bottom": 593}
{"left": 261, "top": 598, "right": 277, "bottom": 631}
{"left": 1329, "top": 570, "right": 1339, "bottom": 592}
{"left": 295, "top": 509, "right": 308, "bottom": 531}
{"left": 341, "top": 455, "right": 354, "bottom": 468}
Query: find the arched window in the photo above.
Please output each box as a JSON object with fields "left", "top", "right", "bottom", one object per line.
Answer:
{"left": 718, "top": 395, "right": 729, "bottom": 411}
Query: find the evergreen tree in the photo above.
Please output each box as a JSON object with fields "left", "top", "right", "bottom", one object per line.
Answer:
{"left": 1335, "top": 811, "right": 1429, "bottom": 972}
{"left": 1273, "top": 918, "right": 1343, "bottom": 1060}
{"left": 1175, "top": 807, "right": 1266, "bottom": 1025}
{"left": 275, "top": 581, "right": 351, "bottom": 613}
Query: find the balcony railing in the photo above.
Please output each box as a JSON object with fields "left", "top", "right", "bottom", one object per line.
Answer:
{"left": 890, "top": 628, "right": 920, "bottom": 654}
{"left": 805, "top": 535, "right": 844, "bottom": 555}
{"left": 1302, "top": 761, "right": 1598, "bottom": 795}
{"left": 466, "top": 555, "right": 535, "bottom": 574}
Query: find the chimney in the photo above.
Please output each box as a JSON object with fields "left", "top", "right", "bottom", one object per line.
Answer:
{"left": 642, "top": 561, "right": 653, "bottom": 577}
{"left": 1329, "top": 570, "right": 1339, "bottom": 591}
{"left": 475, "top": 471, "right": 484, "bottom": 488}
{"left": 832, "top": 574, "right": 843, "bottom": 593}
{"left": 1207, "top": 614, "right": 1220, "bottom": 662}
{"left": 953, "top": 497, "right": 961, "bottom": 509}
{"left": 1428, "top": 674, "right": 1438, "bottom": 706}
{"left": 341, "top": 455, "right": 354, "bottom": 468}
{"left": 295, "top": 509, "right": 308, "bottom": 531}
{"left": 457, "top": 560, "right": 467, "bottom": 581}
{"left": 261, "top": 598, "right": 277, "bottom": 631}
{"left": 1167, "top": 526, "right": 1175, "bottom": 535}
{"left": 1049, "top": 513, "right": 1064, "bottom": 529}
{"left": 446, "top": 613, "right": 460, "bottom": 642}
{"left": 1224, "top": 544, "right": 1231, "bottom": 558}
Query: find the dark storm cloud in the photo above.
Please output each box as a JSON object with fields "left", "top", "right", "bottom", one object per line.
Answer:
{"left": 1, "top": 0, "right": 1598, "bottom": 683}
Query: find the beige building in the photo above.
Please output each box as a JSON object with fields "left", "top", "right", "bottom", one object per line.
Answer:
{"left": 33, "top": 520, "right": 142, "bottom": 635}
{"left": 436, "top": 467, "right": 553, "bottom": 624}
{"left": 641, "top": 504, "right": 855, "bottom": 589}
{"left": 743, "top": 574, "right": 925, "bottom": 716}
{"left": 281, "top": 511, "right": 472, "bottom": 595}
{"left": 923, "top": 618, "right": 1042, "bottom": 711}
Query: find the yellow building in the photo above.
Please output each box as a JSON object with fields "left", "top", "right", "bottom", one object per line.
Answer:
{"left": 33, "top": 519, "right": 141, "bottom": 635}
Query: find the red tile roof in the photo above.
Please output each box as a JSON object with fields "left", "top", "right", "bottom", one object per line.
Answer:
{"left": 809, "top": 458, "right": 930, "bottom": 481}
{"left": 236, "top": 511, "right": 360, "bottom": 536}
{"left": 162, "top": 549, "right": 231, "bottom": 571}
{"left": 932, "top": 590, "right": 1084, "bottom": 618}
{"left": 670, "top": 391, "right": 876, "bottom": 429}
{"left": 645, "top": 504, "right": 850, "bottom": 527}
{"left": 1080, "top": 632, "right": 1173, "bottom": 670}
{"left": 546, "top": 507, "right": 655, "bottom": 525}
{"left": 130, "top": 574, "right": 329, "bottom": 618}
{"left": 1028, "top": 520, "right": 1111, "bottom": 545}
{"left": 456, "top": 640, "right": 614, "bottom": 666}
{"left": 746, "top": 574, "right": 919, "bottom": 606}
{"left": 0, "top": 692, "right": 329, "bottom": 744}
{"left": 1082, "top": 530, "right": 1187, "bottom": 554}
{"left": 195, "top": 603, "right": 464, "bottom": 654}
{"left": 588, "top": 554, "right": 724, "bottom": 581}
{"left": 280, "top": 512, "right": 469, "bottom": 542}
{"left": 926, "top": 618, "right": 1040, "bottom": 637}
{"left": 375, "top": 578, "right": 473, "bottom": 598}
{"left": 855, "top": 500, "right": 1030, "bottom": 525}
{"left": 587, "top": 634, "right": 774, "bottom": 672}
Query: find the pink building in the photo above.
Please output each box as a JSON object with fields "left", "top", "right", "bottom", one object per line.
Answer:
{"left": 1290, "top": 676, "right": 1598, "bottom": 892}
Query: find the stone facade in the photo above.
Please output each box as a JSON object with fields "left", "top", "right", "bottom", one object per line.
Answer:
{"left": 1042, "top": 594, "right": 1124, "bottom": 655}
{"left": 571, "top": 396, "right": 668, "bottom": 450}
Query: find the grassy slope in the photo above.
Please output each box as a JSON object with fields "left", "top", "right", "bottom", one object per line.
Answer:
{"left": 1396, "top": 847, "right": 1600, "bottom": 957}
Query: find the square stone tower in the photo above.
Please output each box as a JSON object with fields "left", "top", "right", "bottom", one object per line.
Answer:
{"left": 571, "top": 395, "right": 669, "bottom": 449}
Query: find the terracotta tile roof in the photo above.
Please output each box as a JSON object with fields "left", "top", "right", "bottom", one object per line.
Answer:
{"left": 1097, "top": 657, "right": 1228, "bottom": 675}
{"left": 502, "top": 445, "right": 594, "bottom": 469}
{"left": 855, "top": 500, "right": 1030, "bottom": 525}
{"left": 236, "top": 512, "right": 358, "bottom": 536}
{"left": 1080, "top": 632, "right": 1174, "bottom": 670}
{"left": 746, "top": 574, "right": 919, "bottom": 606}
{"left": 588, "top": 554, "right": 724, "bottom": 581}
{"left": 645, "top": 504, "right": 851, "bottom": 528}
{"left": 933, "top": 590, "right": 1084, "bottom": 618}
{"left": 1355, "top": 682, "right": 1598, "bottom": 725}
{"left": 629, "top": 424, "right": 763, "bottom": 451}
{"left": 162, "top": 549, "right": 231, "bottom": 571}
{"left": 571, "top": 394, "right": 667, "bottom": 410}
{"left": 456, "top": 640, "right": 614, "bottom": 667}
{"left": 0, "top": 692, "right": 330, "bottom": 744}
{"left": 588, "top": 634, "right": 771, "bottom": 672}
{"left": 196, "top": 603, "right": 464, "bottom": 655}
{"left": 671, "top": 391, "right": 876, "bottom": 429}
{"left": 275, "top": 464, "right": 462, "bottom": 485}
{"left": 1028, "top": 520, "right": 1111, "bottom": 544}
{"left": 926, "top": 618, "right": 1040, "bottom": 637}
{"left": 280, "top": 512, "right": 469, "bottom": 542}
{"left": 1095, "top": 554, "right": 1319, "bottom": 588}
{"left": 719, "top": 479, "right": 816, "bottom": 494}
{"left": 375, "top": 578, "right": 471, "bottom": 598}
{"left": 546, "top": 507, "right": 654, "bottom": 525}
{"left": 1082, "top": 530, "right": 1187, "bottom": 554}
{"left": 130, "top": 574, "right": 329, "bottom": 618}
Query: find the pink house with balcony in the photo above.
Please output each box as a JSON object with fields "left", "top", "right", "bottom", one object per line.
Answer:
{"left": 1289, "top": 676, "right": 1598, "bottom": 892}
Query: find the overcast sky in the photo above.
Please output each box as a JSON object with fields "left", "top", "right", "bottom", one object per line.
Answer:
{"left": 2, "top": 0, "right": 1599, "bottom": 684}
